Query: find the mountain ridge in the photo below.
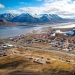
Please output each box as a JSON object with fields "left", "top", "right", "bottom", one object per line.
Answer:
{"left": 0, "top": 13, "right": 75, "bottom": 23}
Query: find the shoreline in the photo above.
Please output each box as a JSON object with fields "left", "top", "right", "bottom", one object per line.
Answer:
{"left": 0, "top": 22, "right": 75, "bottom": 39}
{"left": 0, "top": 27, "right": 75, "bottom": 40}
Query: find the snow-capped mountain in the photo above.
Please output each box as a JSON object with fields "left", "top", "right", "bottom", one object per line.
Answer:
{"left": 0, "top": 13, "right": 18, "bottom": 21}
{"left": 40, "top": 14, "right": 52, "bottom": 22}
{"left": 0, "top": 13, "right": 63, "bottom": 23}
{"left": 12, "top": 13, "right": 37, "bottom": 23}
{"left": 39, "top": 14, "right": 63, "bottom": 22}
{"left": 32, "top": 14, "right": 42, "bottom": 18}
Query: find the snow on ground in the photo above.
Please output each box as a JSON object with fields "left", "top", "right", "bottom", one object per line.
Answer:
{"left": 63, "top": 31, "right": 74, "bottom": 35}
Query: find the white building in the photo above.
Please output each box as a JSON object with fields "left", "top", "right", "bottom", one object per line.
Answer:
{"left": 51, "top": 33, "right": 56, "bottom": 36}
{"left": 55, "top": 30, "right": 63, "bottom": 33}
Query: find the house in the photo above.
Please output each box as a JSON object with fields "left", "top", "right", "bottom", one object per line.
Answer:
{"left": 2, "top": 44, "right": 13, "bottom": 48}
{"left": 0, "top": 50, "right": 4, "bottom": 53}
{"left": 33, "top": 58, "right": 45, "bottom": 64}
{"left": 63, "top": 48, "right": 70, "bottom": 52}
{"left": 0, "top": 53, "right": 3, "bottom": 57}
{"left": 0, "top": 42, "right": 4, "bottom": 45}
{"left": 25, "top": 39, "right": 32, "bottom": 44}
{"left": 55, "top": 30, "right": 63, "bottom": 33}
{"left": 51, "top": 33, "right": 56, "bottom": 36}
{"left": 9, "top": 38, "right": 14, "bottom": 41}
{"left": 2, "top": 44, "right": 8, "bottom": 48}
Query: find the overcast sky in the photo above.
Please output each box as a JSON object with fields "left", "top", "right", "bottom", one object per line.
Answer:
{"left": 0, "top": 0, "right": 75, "bottom": 18}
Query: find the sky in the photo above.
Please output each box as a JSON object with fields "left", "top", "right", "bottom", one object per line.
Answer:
{"left": 0, "top": 0, "right": 75, "bottom": 18}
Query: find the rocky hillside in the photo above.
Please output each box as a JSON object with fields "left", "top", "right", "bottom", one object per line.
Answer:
{"left": 0, "top": 18, "right": 7, "bottom": 22}
{"left": 0, "top": 18, "right": 18, "bottom": 26}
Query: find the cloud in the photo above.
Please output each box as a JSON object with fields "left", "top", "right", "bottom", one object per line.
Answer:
{"left": 19, "top": 7, "right": 44, "bottom": 14}
{"left": 0, "top": 4, "right": 5, "bottom": 8}
{"left": 19, "top": 2, "right": 27, "bottom": 4}
{"left": 36, "top": 0, "right": 42, "bottom": 1}
{"left": 6, "top": 0, "right": 75, "bottom": 18}
{"left": 44, "top": 0, "right": 72, "bottom": 3}
{"left": 6, "top": 10, "right": 21, "bottom": 14}
{"left": 42, "top": 0, "right": 75, "bottom": 18}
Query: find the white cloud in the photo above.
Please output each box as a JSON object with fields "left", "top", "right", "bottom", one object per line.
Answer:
{"left": 0, "top": 4, "right": 5, "bottom": 8}
{"left": 6, "top": 0, "right": 75, "bottom": 18}
{"left": 42, "top": 0, "right": 75, "bottom": 18}
{"left": 19, "top": 7, "right": 44, "bottom": 14}
{"left": 19, "top": 2, "right": 27, "bottom": 4}
{"left": 6, "top": 10, "right": 21, "bottom": 14}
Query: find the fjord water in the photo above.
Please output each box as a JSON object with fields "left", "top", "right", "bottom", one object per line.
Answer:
{"left": 0, "top": 25, "right": 42, "bottom": 39}
{"left": 0, "top": 22, "right": 75, "bottom": 39}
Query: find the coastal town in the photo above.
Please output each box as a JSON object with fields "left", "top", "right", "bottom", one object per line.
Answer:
{"left": 0, "top": 27, "right": 75, "bottom": 75}
{"left": 1, "top": 0, "right": 75, "bottom": 74}
{"left": 0, "top": 27, "right": 75, "bottom": 54}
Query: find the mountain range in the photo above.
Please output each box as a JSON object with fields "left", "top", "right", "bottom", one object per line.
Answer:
{"left": 0, "top": 13, "right": 64, "bottom": 23}
{"left": 0, "top": 13, "right": 75, "bottom": 23}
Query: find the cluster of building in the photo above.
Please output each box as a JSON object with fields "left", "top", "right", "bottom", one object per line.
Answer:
{"left": 9, "top": 34, "right": 25, "bottom": 42}
{"left": 0, "top": 28, "right": 75, "bottom": 57}
{"left": 0, "top": 42, "right": 14, "bottom": 57}
{"left": 55, "top": 38, "right": 75, "bottom": 52}
{"left": 23, "top": 29, "right": 75, "bottom": 52}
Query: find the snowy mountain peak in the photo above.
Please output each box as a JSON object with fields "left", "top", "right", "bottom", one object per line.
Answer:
{"left": 12, "top": 13, "right": 37, "bottom": 22}
{"left": 19, "top": 13, "right": 32, "bottom": 18}
{"left": 0, "top": 13, "right": 18, "bottom": 21}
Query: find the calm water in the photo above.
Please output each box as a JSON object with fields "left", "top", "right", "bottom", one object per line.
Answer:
{"left": 0, "top": 25, "right": 42, "bottom": 39}
{"left": 0, "top": 23, "right": 74, "bottom": 39}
